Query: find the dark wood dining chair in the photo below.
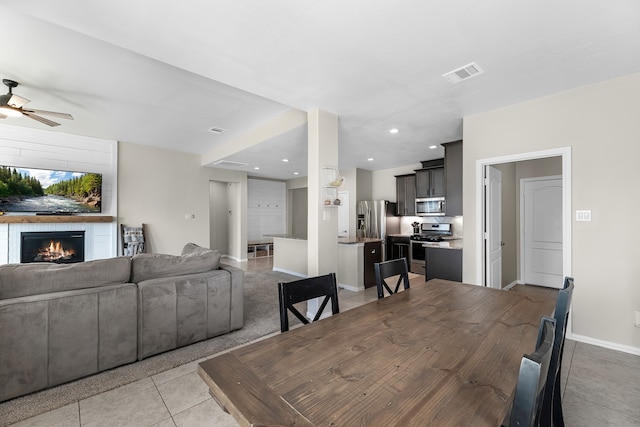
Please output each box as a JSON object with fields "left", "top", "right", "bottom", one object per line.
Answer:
{"left": 540, "top": 276, "right": 575, "bottom": 427}
{"left": 374, "top": 257, "right": 410, "bottom": 299}
{"left": 278, "top": 272, "right": 339, "bottom": 332}
{"left": 508, "top": 316, "right": 556, "bottom": 427}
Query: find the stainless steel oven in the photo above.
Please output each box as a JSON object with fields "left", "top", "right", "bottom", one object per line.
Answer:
{"left": 409, "top": 240, "right": 426, "bottom": 275}
{"left": 409, "top": 223, "right": 453, "bottom": 274}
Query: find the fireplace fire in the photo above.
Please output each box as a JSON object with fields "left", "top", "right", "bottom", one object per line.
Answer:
{"left": 21, "top": 231, "right": 85, "bottom": 264}
{"left": 37, "top": 240, "right": 76, "bottom": 262}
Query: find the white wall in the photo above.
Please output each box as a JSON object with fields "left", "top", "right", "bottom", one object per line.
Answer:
{"left": 118, "top": 142, "right": 247, "bottom": 256}
{"left": 463, "top": 72, "right": 640, "bottom": 353}
{"left": 0, "top": 123, "right": 117, "bottom": 216}
{"left": 247, "top": 179, "right": 286, "bottom": 243}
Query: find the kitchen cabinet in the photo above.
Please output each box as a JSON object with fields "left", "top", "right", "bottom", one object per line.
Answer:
{"left": 386, "top": 236, "right": 410, "bottom": 261}
{"left": 443, "top": 140, "right": 463, "bottom": 216}
{"left": 416, "top": 167, "right": 445, "bottom": 198}
{"left": 364, "top": 241, "right": 382, "bottom": 288}
{"left": 395, "top": 174, "right": 416, "bottom": 216}
{"left": 425, "top": 247, "right": 462, "bottom": 282}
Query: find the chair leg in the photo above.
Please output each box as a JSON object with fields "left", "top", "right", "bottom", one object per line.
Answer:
{"left": 552, "top": 373, "right": 565, "bottom": 427}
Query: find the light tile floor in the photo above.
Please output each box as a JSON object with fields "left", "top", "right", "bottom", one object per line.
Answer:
{"left": 10, "top": 259, "right": 640, "bottom": 426}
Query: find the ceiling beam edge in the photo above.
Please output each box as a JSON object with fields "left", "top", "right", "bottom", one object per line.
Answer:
{"left": 201, "top": 108, "right": 307, "bottom": 167}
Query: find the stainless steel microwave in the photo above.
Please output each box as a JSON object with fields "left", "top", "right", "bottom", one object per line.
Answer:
{"left": 415, "top": 197, "right": 445, "bottom": 216}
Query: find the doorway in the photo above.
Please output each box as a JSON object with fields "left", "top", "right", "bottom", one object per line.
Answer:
{"left": 485, "top": 166, "right": 502, "bottom": 288}
{"left": 210, "top": 181, "right": 241, "bottom": 260}
{"left": 476, "top": 147, "right": 572, "bottom": 287}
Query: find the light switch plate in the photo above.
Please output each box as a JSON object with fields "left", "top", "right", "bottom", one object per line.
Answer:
{"left": 576, "top": 210, "right": 591, "bottom": 221}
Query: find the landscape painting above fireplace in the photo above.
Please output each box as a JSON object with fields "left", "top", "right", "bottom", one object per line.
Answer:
{"left": 0, "top": 165, "right": 102, "bottom": 213}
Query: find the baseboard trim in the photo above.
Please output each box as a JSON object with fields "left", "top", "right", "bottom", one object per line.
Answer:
{"left": 272, "top": 267, "right": 307, "bottom": 278}
{"left": 569, "top": 333, "right": 640, "bottom": 356}
{"left": 502, "top": 280, "right": 519, "bottom": 290}
{"left": 338, "top": 283, "right": 360, "bottom": 292}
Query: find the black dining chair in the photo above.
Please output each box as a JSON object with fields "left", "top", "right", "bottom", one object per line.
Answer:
{"left": 508, "top": 316, "right": 556, "bottom": 427}
{"left": 278, "top": 272, "right": 339, "bottom": 332}
{"left": 374, "top": 257, "right": 410, "bottom": 299}
{"left": 540, "top": 276, "right": 575, "bottom": 427}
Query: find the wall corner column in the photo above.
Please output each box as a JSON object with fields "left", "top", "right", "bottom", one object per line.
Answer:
{"left": 307, "top": 109, "right": 339, "bottom": 278}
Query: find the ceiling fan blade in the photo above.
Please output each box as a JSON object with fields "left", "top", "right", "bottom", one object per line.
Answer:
{"left": 9, "top": 94, "right": 30, "bottom": 108}
{"left": 22, "top": 111, "right": 61, "bottom": 127}
{"left": 23, "top": 108, "right": 73, "bottom": 120}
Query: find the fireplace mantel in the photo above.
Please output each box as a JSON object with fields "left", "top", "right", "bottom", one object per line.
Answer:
{"left": 0, "top": 215, "right": 113, "bottom": 224}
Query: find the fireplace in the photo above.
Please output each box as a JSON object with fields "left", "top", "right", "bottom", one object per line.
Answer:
{"left": 20, "top": 231, "right": 86, "bottom": 264}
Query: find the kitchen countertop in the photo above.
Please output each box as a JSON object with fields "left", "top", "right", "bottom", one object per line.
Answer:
{"left": 265, "top": 234, "right": 307, "bottom": 240}
{"left": 338, "top": 237, "right": 383, "bottom": 244}
{"left": 422, "top": 239, "right": 463, "bottom": 250}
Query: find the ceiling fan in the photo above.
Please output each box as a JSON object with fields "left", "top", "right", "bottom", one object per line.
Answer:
{"left": 0, "top": 79, "right": 73, "bottom": 127}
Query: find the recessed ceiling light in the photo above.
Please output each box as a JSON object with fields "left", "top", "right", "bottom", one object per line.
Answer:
{"left": 367, "top": 158, "right": 374, "bottom": 162}
{"left": 282, "top": 158, "right": 289, "bottom": 162}
{"left": 429, "top": 145, "right": 437, "bottom": 149}
{"left": 389, "top": 128, "right": 399, "bottom": 134}
{"left": 254, "top": 166, "right": 260, "bottom": 170}
{"left": 293, "top": 172, "right": 299, "bottom": 175}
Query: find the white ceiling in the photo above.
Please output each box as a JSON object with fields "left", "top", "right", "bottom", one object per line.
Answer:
{"left": 1, "top": 1, "right": 639, "bottom": 180}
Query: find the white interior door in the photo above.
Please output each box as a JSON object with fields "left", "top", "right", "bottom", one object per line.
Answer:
{"left": 522, "top": 177, "right": 563, "bottom": 288}
{"left": 485, "top": 166, "right": 502, "bottom": 288}
{"left": 337, "top": 191, "right": 349, "bottom": 237}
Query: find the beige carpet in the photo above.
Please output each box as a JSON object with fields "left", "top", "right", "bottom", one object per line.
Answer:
{"left": 0, "top": 268, "right": 298, "bottom": 427}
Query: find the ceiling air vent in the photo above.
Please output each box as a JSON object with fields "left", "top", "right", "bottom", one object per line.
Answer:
{"left": 209, "top": 127, "right": 226, "bottom": 133}
{"left": 442, "top": 62, "right": 484, "bottom": 84}
{"left": 213, "top": 160, "right": 248, "bottom": 167}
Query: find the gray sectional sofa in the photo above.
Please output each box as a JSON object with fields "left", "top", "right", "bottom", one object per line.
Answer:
{"left": 0, "top": 243, "right": 243, "bottom": 402}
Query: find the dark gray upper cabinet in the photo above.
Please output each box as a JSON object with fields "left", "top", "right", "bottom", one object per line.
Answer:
{"left": 443, "top": 140, "right": 463, "bottom": 216}
{"left": 416, "top": 167, "right": 445, "bottom": 198}
{"left": 395, "top": 174, "right": 416, "bottom": 216}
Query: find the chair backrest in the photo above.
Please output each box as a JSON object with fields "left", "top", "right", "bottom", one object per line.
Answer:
{"left": 509, "top": 316, "right": 556, "bottom": 427}
{"left": 278, "top": 273, "right": 339, "bottom": 332}
{"left": 540, "top": 276, "right": 575, "bottom": 425}
{"left": 374, "top": 257, "right": 410, "bottom": 299}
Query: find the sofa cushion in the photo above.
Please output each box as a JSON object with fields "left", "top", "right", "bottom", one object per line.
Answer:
{"left": 131, "top": 246, "right": 221, "bottom": 283}
{"left": 181, "top": 242, "right": 214, "bottom": 256}
{"left": 0, "top": 257, "right": 132, "bottom": 300}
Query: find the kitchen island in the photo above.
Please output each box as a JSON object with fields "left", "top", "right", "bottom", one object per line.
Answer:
{"left": 423, "top": 239, "right": 463, "bottom": 281}
{"left": 268, "top": 234, "right": 308, "bottom": 277}
{"left": 338, "top": 237, "right": 382, "bottom": 291}
{"left": 269, "top": 235, "right": 383, "bottom": 291}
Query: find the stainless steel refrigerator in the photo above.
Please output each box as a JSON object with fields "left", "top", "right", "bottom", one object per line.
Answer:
{"left": 356, "top": 200, "right": 400, "bottom": 259}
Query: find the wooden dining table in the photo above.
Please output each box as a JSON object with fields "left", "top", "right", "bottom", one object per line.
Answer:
{"left": 198, "top": 279, "right": 557, "bottom": 427}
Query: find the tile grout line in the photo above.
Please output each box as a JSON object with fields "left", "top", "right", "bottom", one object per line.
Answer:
{"left": 75, "top": 401, "right": 82, "bottom": 427}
